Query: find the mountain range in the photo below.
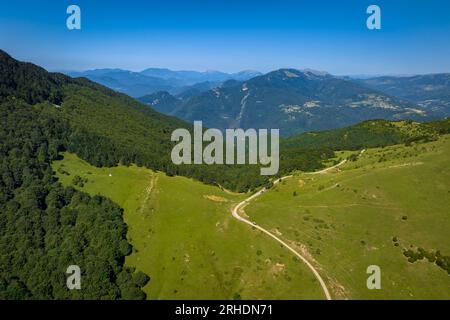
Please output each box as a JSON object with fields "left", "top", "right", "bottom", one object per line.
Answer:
{"left": 67, "top": 68, "right": 261, "bottom": 98}
{"left": 357, "top": 74, "right": 450, "bottom": 117}
{"left": 66, "top": 63, "right": 450, "bottom": 136}
{"left": 140, "top": 69, "right": 445, "bottom": 136}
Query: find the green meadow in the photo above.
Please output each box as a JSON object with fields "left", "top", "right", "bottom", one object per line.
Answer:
{"left": 52, "top": 134, "right": 450, "bottom": 300}
{"left": 53, "top": 153, "right": 325, "bottom": 299}
{"left": 246, "top": 135, "right": 450, "bottom": 299}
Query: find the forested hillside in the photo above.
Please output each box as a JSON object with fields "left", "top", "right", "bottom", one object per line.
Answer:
{"left": 0, "top": 100, "right": 148, "bottom": 299}
{"left": 0, "top": 50, "right": 338, "bottom": 192}
{"left": 282, "top": 118, "right": 450, "bottom": 150}
{"left": 358, "top": 74, "right": 450, "bottom": 117}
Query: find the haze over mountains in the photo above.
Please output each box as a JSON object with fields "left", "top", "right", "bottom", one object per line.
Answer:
{"left": 67, "top": 68, "right": 262, "bottom": 98}
{"left": 140, "top": 69, "right": 450, "bottom": 136}
{"left": 66, "top": 64, "right": 450, "bottom": 136}
{"left": 357, "top": 74, "right": 450, "bottom": 117}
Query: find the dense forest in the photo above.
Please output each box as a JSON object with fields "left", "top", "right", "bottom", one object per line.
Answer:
{"left": 0, "top": 99, "right": 149, "bottom": 299}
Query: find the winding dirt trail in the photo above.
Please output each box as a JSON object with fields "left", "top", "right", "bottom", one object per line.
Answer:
{"left": 230, "top": 154, "right": 362, "bottom": 300}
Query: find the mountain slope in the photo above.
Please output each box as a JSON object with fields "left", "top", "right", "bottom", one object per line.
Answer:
{"left": 143, "top": 69, "right": 431, "bottom": 136}
{"left": 0, "top": 50, "right": 151, "bottom": 299}
{"left": 282, "top": 119, "right": 450, "bottom": 150}
{"left": 138, "top": 91, "right": 182, "bottom": 114}
{"left": 245, "top": 134, "right": 450, "bottom": 299}
{"left": 0, "top": 51, "right": 69, "bottom": 104}
{"left": 357, "top": 74, "right": 450, "bottom": 117}
{"left": 52, "top": 153, "right": 326, "bottom": 299}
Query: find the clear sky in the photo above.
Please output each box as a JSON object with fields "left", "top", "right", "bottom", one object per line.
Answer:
{"left": 1, "top": 0, "right": 449, "bottom": 75}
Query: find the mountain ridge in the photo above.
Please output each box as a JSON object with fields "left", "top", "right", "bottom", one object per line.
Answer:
{"left": 66, "top": 67, "right": 262, "bottom": 97}
{"left": 140, "top": 68, "right": 433, "bottom": 135}
{"left": 357, "top": 73, "right": 450, "bottom": 117}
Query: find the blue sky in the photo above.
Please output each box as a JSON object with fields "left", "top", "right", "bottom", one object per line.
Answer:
{"left": 1, "top": 0, "right": 449, "bottom": 75}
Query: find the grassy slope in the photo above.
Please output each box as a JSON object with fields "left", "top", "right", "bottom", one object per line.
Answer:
{"left": 52, "top": 153, "right": 325, "bottom": 299}
{"left": 245, "top": 136, "right": 450, "bottom": 299}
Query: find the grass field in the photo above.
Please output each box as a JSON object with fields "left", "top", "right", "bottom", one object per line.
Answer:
{"left": 245, "top": 135, "right": 450, "bottom": 299}
{"left": 53, "top": 153, "right": 326, "bottom": 299}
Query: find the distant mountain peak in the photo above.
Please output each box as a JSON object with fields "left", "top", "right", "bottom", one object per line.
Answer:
{"left": 0, "top": 49, "right": 12, "bottom": 59}
{"left": 67, "top": 67, "right": 262, "bottom": 97}
{"left": 300, "top": 68, "right": 330, "bottom": 76}
{"left": 142, "top": 66, "right": 433, "bottom": 136}
{"left": 265, "top": 68, "right": 331, "bottom": 80}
